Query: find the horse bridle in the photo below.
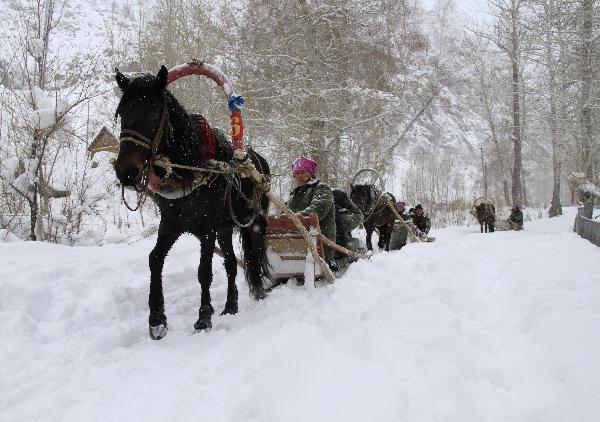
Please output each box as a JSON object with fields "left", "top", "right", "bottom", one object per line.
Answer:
{"left": 119, "top": 100, "right": 171, "bottom": 157}
{"left": 118, "top": 98, "right": 172, "bottom": 211}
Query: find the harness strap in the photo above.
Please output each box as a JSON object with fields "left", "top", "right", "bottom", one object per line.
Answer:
{"left": 118, "top": 102, "right": 170, "bottom": 154}
{"left": 120, "top": 129, "right": 152, "bottom": 145}
{"left": 119, "top": 136, "right": 152, "bottom": 150}
{"left": 152, "top": 102, "right": 170, "bottom": 155}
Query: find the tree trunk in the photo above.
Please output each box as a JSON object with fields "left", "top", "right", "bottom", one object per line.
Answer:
{"left": 580, "top": 0, "right": 594, "bottom": 182}
{"left": 549, "top": 160, "right": 562, "bottom": 217}
{"left": 578, "top": 0, "right": 594, "bottom": 216}
{"left": 28, "top": 193, "right": 38, "bottom": 241}
{"left": 510, "top": 10, "right": 523, "bottom": 207}
{"left": 547, "top": 14, "right": 562, "bottom": 218}
{"left": 480, "top": 146, "right": 489, "bottom": 197}
{"left": 503, "top": 180, "right": 511, "bottom": 207}
{"left": 521, "top": 173, "right": 529, "bottom": 207}
{"left": 582, "top": 193, "right": 594, "bottom": 219}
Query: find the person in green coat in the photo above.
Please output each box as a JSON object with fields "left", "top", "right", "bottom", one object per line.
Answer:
{"left": 332, "top": 188, "right": 364, "bottom": 267}
{"left": 509, "top": 205, "right": 524, "bottom": 230}
{"left": 287, "top": 156, "right": 337, "bottom": 265}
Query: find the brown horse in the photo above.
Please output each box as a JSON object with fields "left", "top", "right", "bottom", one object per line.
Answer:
{"left": 350, "top": 184, "right": 396, "bottom": 251}
{"left": 471, "top": 202, "right": 496, "bottom": 233}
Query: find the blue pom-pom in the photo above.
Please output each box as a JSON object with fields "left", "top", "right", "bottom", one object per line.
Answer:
{"left": 228, "top": 95, "right": 245, "bottom": 112}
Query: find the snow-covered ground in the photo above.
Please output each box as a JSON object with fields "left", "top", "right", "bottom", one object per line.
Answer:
{"left": 1, "top": 207, "right": 599, "bottom": 422}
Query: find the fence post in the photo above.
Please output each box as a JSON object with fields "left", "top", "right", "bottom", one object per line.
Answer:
{"left": 575, "top": 207, "right": 600, "bottom": 247}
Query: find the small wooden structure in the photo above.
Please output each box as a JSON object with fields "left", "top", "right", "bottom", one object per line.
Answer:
{"left": 265, "top": 214, "right": 325, "bottom": 284}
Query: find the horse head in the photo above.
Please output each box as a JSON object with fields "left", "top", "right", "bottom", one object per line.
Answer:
{"left": 114, "top": 66, "right": 170, "bottom": 186}
{"left": 350, "top": 184, "right": 380, "bottom": 214}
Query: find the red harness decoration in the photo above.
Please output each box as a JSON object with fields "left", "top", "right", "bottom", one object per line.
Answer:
{"left": 192, "top": 114, "right": 216, "bottom": 160}
{"left": 230, "top": 111, "right": 244, "bottom": 149}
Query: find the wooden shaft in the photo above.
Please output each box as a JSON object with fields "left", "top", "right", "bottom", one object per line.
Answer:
{"left": 381, "top": 195, "right": 420, "bottom": 243}
{"left": 318, "top": 234, "right": 371, "bottom": 260}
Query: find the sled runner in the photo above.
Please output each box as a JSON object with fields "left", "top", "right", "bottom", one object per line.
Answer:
{"left": 494, "top": 220, "right": 521, "bottom": 231}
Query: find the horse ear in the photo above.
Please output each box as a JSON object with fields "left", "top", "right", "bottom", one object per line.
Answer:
{"left": 156, "top": 65, "right": 168, "bottom": 91}
{"left": 115, "top": 68, "right": 130, "bottom": 91}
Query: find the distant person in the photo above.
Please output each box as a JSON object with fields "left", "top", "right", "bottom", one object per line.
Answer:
{"left": 390, "top": 201, "right": 410, "bottom": 250}
{"left": 411, "top": 204, "right": 431, "bottom": 235}
{"left": 508, "top": 205, "right": 524, "bottom": 231}
{"left": 332, "top": 188, "right": 364, "bottom": 267}
{"left": 286, "top": 156, "right": 336, "bottom": 268}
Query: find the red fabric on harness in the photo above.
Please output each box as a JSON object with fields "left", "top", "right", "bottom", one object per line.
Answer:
{"left": 192, "top": 113, "right": 216, "bottom": 160}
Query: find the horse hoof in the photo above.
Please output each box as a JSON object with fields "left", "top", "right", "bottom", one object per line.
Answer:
{"left": 149, "top": 323, "right": 168, "bottom": 340}
{"left": 194, "top": 318, "right": 212, "bottom": 332}
{"left": 221, "top": 303, "right": 238, "bottom": 315}
{"left": 252, "top": 288, "right": 267, "bottom": 301}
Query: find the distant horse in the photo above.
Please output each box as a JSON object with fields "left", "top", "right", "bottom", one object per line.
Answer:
{"left": 350, "top": 184, "right": 396, "bottom": 251}
{"left": 114, "top": 66, "right": 270, "bottom": 339}
{"left": 471, "top": 202, "right": 496, "bottom": 233}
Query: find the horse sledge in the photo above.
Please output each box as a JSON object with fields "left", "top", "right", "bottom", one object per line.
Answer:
{"left": 265, "top": 213, "right": 371, "bottom": 288}
{"left": 265, "top": 214, "right": 325, "bottom": 287}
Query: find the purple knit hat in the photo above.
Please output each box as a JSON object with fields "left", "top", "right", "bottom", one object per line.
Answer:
{"left": 394, "top": 201, "right": 406, "bottom": 212}
{"left": 292, "top": 156, "right": 317, "bottom": 176}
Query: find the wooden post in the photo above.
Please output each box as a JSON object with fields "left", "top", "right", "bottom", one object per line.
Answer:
{"left": 318, "top": 234, "right": 371, "bottom": 260}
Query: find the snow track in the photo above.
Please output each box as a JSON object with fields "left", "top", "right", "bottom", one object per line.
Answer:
{"left": 1, "top": 208, "right": 599, "bottom": 421}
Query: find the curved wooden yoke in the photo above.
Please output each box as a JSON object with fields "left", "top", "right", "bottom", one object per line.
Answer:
{"left": 470, "top": 196, "right": 494, "bottom": 213}
{"left": 167, "top": 60, "right": 245, "bottom": 151}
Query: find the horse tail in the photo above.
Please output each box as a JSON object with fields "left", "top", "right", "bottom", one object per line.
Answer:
{"left": 240, "top": 213, "right": 271, "bottom": 300}
{"left": 238, "top": 148, "right": 271, "bottom": 300}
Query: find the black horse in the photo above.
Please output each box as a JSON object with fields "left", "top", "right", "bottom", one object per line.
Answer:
{"left": 114, "top": 66, "right": 270, "bottom": 340}
{"left": 350, "top": 184, "right": 396, "bottom": 251}
{"left": 472, "top": 202, "right": 496, "bottom": 233}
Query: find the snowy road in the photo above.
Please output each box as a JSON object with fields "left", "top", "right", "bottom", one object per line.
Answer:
{"left": 1, "top": 208, "right": 599, "bottom": 422}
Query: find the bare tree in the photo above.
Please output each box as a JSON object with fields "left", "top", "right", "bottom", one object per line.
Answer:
{"left": 0, "top": 0, "right": 97, "bottom": 240}
{"left": 476, "top": 0, "right": 527, "bottom": 206}
{"left": 578, "top": 0, "right": 597, "bottom": 217}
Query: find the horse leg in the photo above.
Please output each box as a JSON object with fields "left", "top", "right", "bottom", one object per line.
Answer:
{"left": 148, "top": 222, "right": 181, "bottom": 340}
{"left": 480, "top": 222, "right": 484, "bottom": 233}
{"left": 194, "top": 231, "right": 217, "bottom": 332}
{"left": 377, "top": 225, "right": 390, "bottom": 251}
{"left": 217, "top": 226, "right": 238, "bottom": 315}
{"left": 384, "top": 224, "right": 393, "bottom": 251}
{"left": 377, "top": 225, "right": 385, "bottom": 250}
{"left": 365, "top": 225, "right": 374, "bottom": 251}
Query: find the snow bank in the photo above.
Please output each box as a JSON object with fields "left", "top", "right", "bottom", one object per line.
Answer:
{"left": 1, "top": 208, "right": 599, "bottom": 421}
